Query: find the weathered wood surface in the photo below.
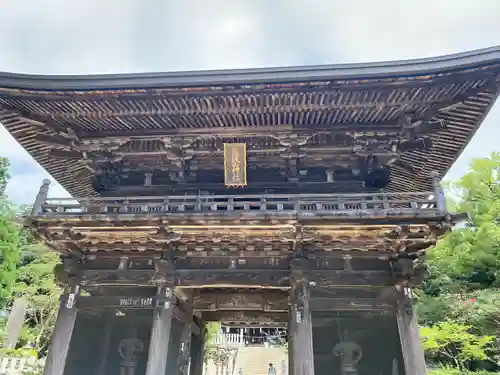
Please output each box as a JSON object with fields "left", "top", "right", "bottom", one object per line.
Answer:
{"left": 145, "top": 286, "right": 175, "bottom": 375}
{"left": 189, "top": 322, "right": 205, "bottom": 375}
{"left": 69, "top": 267, "right": 392, "bottom": 288}
{"left": 178, "top": 303, "right": 193, "bottom": 375}
{"left": 75, "top": 295, "right": 159, "bottom": 309}
{"left": 73, "top": 292, "right": 392, "bottom": 312}
{"left": 31, "top": 220, "right": 447, "bottom": 262}
{"left": 290, "top": 260, "right": 315, "bottom": 375}
{"left": 396, "top": 291, "right": 428, "bottom": 375}
{"left": 191, "top": 291, "right": 288, "bottom": 311}
{"left": 37, "top": 191, "right": 437, "bottom": 216}
{"left": 202, "top": 310, "right": 288, "bottom": 323}
{"left": 42, "top": 299, "right": 77, "bottom": 375}
{"left": 3, "top": 56, "right": 499, "bottom": 199}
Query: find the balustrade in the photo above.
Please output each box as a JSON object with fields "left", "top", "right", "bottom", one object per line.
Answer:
{"left": 33, "top": 191, "right": 440, "bottom": 218}
{"left": 212, "top": 332, "right": 244, "bottom": 348}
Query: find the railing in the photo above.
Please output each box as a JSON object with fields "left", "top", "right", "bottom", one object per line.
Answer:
{"left": 212, "top": 331, "right": 288, "bottom": 349}
{"left": 33, "top": 191, "right": 440, "bottom": 218}
{"left": 212, "top": 332, "right": 245, "bottom": 348}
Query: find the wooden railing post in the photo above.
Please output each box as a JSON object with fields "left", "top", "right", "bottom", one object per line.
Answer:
{"left": 31, "top": 179, "right": 51, "bottom": 216}
{"left": 430, "top": 171, "right": 447, "bottom": 214}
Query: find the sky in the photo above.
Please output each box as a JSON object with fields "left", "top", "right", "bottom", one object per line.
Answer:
{"left": 1, "top": 0, "right": 500, "bottom": 204}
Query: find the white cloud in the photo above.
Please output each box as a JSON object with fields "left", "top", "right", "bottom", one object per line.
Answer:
{"left": 1, "top": 0, "right": 500, "bottom": 203}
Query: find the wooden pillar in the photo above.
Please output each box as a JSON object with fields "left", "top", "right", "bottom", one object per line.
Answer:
{"left": 31, "top": 179, "right": 51, "bottom": 215}
{"left": 42, "top": 286, "right": 79, "bottom": 375}
{"left": 396, "top": 289, "right": 427, "bottom": 375}
{"left": 97, "top": 312, "right": 114, "bottom": 375}
{"left": 178, "top": 306, "right": 194, "bottom": 375}
{"left": 288, "top": 306, "right": 296, "bottom": 375}
{"left": 430, "top": 171, "right": 446, "bottom": 215}
{"left": 289, "top": 260, "right": 315, "bottom": 375}
{"left": 145, "top": 284, "right": 175, "bottom": 375}
{"left": 190, "top": 322, "right": 205, "bottom": 375}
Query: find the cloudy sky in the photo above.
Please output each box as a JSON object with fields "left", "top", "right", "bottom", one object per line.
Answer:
{"left": 1, "top": 0, "right": 500, "bottom": 204}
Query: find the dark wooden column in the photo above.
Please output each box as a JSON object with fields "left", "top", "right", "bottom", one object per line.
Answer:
{"left": 145, "top": 284, "right": 175, "bottom": 375}
{"left": 97, "top": 312, "right": 114, "bottom": 375}
{"left": 178, "top": 304, "right": 194, "bottom": 375}
{"left": 189, "top": 321, "right": 205, "bottom": 375}
{"left": 42, "top": 286, "right": 79, "bottom": 375}
{"left": 289, "top": 259, "right": 315, "bottom": 375}
{"left": 288, "top": 306, "right": 296, "bottom": 375}
{"left": 396, "top": 289, "right": 427, "bottom": 375}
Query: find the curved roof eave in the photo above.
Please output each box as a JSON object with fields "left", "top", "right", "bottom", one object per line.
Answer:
{"left": 1, "top": 46, "right": 500, "bottom": 91}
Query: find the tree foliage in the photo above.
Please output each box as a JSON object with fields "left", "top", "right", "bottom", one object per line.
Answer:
{"left": 421, "top": 321, "right": 494, "bottom": 369}
{"left": 0, "top": 155, "right": 60, "bottom": 357}
{"left": 0, "top": 157, "right": 10, "bottom": 195}
{"left": 0, "top": 157, "right": 20, "bottom": 309}
{"left": 14, "top": 243, "right": 61, "bottom": 353}
{"left": 420, "top": 152, "right": 500, "bottom": 373}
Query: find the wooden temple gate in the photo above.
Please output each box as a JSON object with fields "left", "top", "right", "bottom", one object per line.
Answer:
{"left": 28, "top": 179, "right": 451, "bottom": 375}
{"left": 3, "top": 46, "right": 500, "bottom": 375}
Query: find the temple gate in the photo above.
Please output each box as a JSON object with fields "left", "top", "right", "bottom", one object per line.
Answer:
{"left": 2, "top": 46, "right": 500, "bottom": 375}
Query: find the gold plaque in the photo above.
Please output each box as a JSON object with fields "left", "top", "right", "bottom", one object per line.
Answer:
{"left": 224, "top": 143, "right": 247, "bottom": 187}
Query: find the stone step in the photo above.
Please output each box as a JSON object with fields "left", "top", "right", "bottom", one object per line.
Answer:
{"left": 233, "top": 347, "right": 287, "bottom": 375}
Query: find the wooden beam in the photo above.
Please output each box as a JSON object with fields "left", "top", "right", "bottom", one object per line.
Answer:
{"left": 75, "top": 295, "right": 157, "bottom": 309}
{"left": 192, "top": 291, "right": 288, "bottom": 311}
{"left": 309, "top": 270, "right": 391, "bottom": 287}
{"left": 74, "top": 267, "right": 391, "bottom": 288}
{"left": 78, "top": 123, "right": 402, "bottom": 140}
{"left": 176, "top": 269, "right": 289, "bottom": 288}
{"left": 309, "top": 297, "right": 392, "bottom": 311}
{"left": 202, "top": 310, "right": 288, "bottom": 323}
{"left": 79, "top": 269, "right": 156, "bottom": 286}
{"left": 220, "top": 322, "right": 287, "bottom": 328}
{"left": 73, "top": 295, "right": 200, "bottom": 335}
{"left": 305, "top": 250, "right": 393, "bottom": 260}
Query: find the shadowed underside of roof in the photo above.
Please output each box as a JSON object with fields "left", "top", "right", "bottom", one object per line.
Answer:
{"left": 1, "top": 46, "right": 500, "bottom": 198}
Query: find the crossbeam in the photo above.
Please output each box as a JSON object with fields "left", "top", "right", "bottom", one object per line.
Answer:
{"left": 309, "top": 297, "right": 391, "bottom": 311}
{"left": 202, "top": 310, "right": 288, "bottom": 323}
{"left": 75, "top": 268, "right": 391, "bottom": 288}
{"left": 192, "top": 291, "right": 288, "bottom": 311}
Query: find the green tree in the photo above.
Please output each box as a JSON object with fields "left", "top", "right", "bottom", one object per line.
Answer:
{"left": 420, "top": 153, "right": 500, "bottom": 372}
{"left": 421, "top": 321, "right": 494, "bottom": 370}
{"left": 0, "top": 156, "right": 21, "bottom": 309}
{"left": 423, "top": 153, "right": 500, "bottom": 297}
{"left": 429, "top": 366, "right": 492, "bottom": 375}
{"left": 204, "top": 322, "right": 221, "bottom": 363}
{"left": 13, "top": 243, "right": 61, "bottom": 353}
{"left": 0, "top": 156, "right": 10, "bottom": 195}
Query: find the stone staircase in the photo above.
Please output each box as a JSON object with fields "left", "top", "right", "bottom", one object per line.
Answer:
{"left": 233, "top": 346, "right": 287, "bottom": 375}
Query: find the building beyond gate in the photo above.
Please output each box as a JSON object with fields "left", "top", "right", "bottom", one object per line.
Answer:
{"left": 2, "top": 46, "right": 500, "bottom": 375}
